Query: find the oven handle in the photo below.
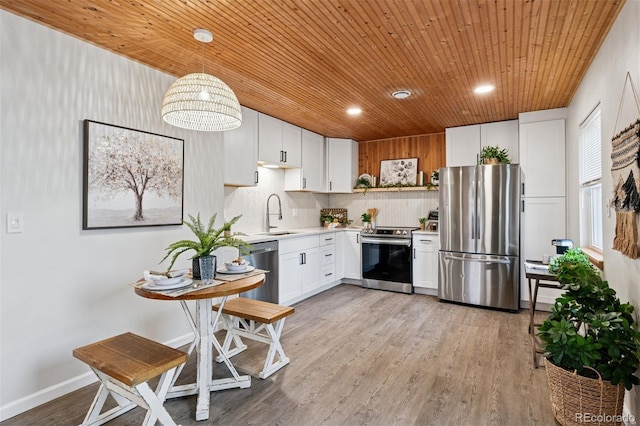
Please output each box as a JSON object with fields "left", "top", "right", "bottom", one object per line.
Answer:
{"left": 361, "top": 237, "right": 411, "bottom": 246}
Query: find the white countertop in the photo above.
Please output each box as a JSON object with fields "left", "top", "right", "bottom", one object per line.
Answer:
{"left": 237, "top": 226, "right": 438, "bottom": 243}
{"left": 238, "top": 226, "right": 363, "bottom": 244}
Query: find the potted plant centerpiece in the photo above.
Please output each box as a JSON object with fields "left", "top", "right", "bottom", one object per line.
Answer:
{"left": 160, "top": 213, "right": 251, "bottom": 279}
{"left": 537, "top": 248, "right": 640, "bottom": 425}
{"left": 479, "top": 145, "right": 510, "bottom": 164}
{"left": 419, "top": 217, "right": 427, "bottom": 230}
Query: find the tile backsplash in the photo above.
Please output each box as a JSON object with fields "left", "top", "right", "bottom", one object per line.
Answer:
{"left": 224, "top": 168, "right": 439, "bottom": 233}
{"left": 224, "top": 168, "right": 329, "bottom": 234}
{"left": 330, "top": 190, "right": 439, "bottom": 227}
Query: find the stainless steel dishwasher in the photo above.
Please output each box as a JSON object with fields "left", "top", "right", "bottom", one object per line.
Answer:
{"left": 240, "top": 240, "right": 279, "bottom": 303}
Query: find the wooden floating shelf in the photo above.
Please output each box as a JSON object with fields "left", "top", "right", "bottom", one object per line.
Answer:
{"left": 352, "top": 187, "right": 439, "bottom": 193}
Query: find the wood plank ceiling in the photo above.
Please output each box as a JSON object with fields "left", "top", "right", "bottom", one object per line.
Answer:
{"left": 0, "top": 0, "right": 625, "bottom": 141}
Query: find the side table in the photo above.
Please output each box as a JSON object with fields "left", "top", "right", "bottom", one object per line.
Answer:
{"left": 525, "top": 261, "right": 562, "bottom": 368}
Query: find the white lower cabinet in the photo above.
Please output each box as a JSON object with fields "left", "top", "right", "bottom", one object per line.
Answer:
{"left": 412, "top": 233, "right": 439, "bottom": 294}
{"left": 343, "top": 230, "right": 361, "bottom": 280}
{"left": 278, "top": 235, "right": 320, "bottom": 304}
{"left": 319, "top": 233, "right": 336, "bottom": 285}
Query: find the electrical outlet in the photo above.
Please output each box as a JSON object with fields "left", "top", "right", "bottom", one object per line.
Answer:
{"left": 7, "top": 212, "right": 23, "bottom": 233}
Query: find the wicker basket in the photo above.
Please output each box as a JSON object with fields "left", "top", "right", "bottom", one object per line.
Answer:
{"left": 545, "top": 359, "right": 625, "bottom": 426}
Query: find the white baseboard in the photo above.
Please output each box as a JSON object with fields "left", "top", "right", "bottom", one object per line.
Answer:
{"left": 0, "top": 332, "right": 193, "bottom": 422}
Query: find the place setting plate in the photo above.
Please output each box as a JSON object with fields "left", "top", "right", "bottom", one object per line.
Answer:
{"left": 142, "top": 278, "right": 194, "bottom": 291}
{"left": 217, "top": 265, "right": 256, "bottom": 275}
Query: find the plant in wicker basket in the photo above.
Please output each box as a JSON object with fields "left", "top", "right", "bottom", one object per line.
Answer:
{"left": 537, "top": 248, "right": 640, "bottom": 425}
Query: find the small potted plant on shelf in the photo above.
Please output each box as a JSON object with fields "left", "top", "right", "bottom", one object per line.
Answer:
{"left": 418, "top": 217, "right": 427, "bottom": 230}
{"left": 430, "top": 170, "right": 439, "bottom": 185}
{"left": 479, "top": 145, "right": 510, "bottom": 164}
{"left": 537, "top": 248, "right": 640, "bottom": 425}
{"left": 160, "top": 213, "right": 251, "bottom": 279}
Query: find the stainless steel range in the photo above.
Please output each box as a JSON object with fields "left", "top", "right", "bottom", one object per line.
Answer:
{"left": 361, "top": 226, "right": 417, "bottom": 294}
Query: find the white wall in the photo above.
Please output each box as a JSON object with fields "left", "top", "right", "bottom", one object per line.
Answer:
{"left": 565, "top": 0, "right": 640, "bottom": 417}
{"left": 0, "top": 11, "right": 226, "bottom": 419}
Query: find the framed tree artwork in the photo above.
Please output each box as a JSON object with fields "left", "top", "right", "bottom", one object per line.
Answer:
{"left": 82, "top": 120, "right": 184, "bottom": 230}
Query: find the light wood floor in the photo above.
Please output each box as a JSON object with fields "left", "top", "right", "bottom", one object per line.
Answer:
{"left": 2, "top": 284, "right": 555, "bottom": 425}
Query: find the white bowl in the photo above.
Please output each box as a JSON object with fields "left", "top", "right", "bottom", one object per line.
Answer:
{"left": 143, "top": 271, "right": 183, "bottom": 286}
{"left": 224, "top": 260, "right": 248, "bottom": 271}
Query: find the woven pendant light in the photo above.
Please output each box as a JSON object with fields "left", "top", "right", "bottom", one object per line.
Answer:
{"left": 161, "top": 29, "right": 242, "bottom": 132}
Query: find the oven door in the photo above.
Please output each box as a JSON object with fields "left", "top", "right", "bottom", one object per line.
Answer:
{"left": 361, "top": 237, "right": 413, "bottom": 293}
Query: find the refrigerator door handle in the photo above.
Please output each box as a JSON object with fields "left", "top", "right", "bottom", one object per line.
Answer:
{"left": 443, "top": 254, "right": 511, "bottom": 264}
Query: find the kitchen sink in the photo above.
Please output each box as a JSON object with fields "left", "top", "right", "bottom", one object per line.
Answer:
{"left": 257, "top": 231, "right": 299, "bottom": 236}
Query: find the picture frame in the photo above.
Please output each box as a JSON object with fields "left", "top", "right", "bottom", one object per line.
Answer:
{"left": 379, "top": 158, "right": 418, "bottom": 186}
{"left": 82, "top": 120, "right": 184, "bottom": 230}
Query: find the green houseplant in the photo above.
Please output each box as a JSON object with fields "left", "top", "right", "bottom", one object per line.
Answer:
{"left": 479, "top": 145, "right": 510, "bottom": 164}
{"left": 537, "top": 248, "right": 640, "bottom": 424}
{"left": 320, "top": 214, "right": 334, "bottom": 228}
{"left": 160, "top": 213, "right": 251, "bottom": 278}
{"left": 418, "top": 217, "right": 427, "bottom": 230}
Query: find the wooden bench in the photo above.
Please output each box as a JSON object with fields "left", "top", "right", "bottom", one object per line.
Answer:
{"left": 213, "top": 297, "right": 295, "bottom": 379}
{"left": 73, "top": 332, "right": 188, "bottom": 426}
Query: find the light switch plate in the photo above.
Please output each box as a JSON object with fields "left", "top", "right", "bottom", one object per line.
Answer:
{"left": 7, "top": 212, "right": 23, "bottom": 233}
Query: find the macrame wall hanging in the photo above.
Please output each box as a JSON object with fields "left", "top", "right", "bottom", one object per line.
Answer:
{"left": 611, "top": 72, "right": 640, "bottom": 259}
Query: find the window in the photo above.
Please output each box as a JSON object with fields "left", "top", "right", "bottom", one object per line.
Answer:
{"left": 579, "top": 107, "right": 602, "bottom": 251}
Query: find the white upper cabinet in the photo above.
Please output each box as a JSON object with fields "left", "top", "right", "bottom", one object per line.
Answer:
{"left": 446, "top": 119, "right": 519, "bottom": 166}
{"left": 284, "top": 129, "right": 325, "bottom": 192}
{"left": 519, "top": 118, "right": 566, "bottom": 197}
{"left": 446, "top": 124, "right": 480, "bottom": 166}
{"left": 224, "top": 106, "right": 258, "bottom": 186}
{"left": 258, "top": 113, "right": 301, "bottom": 167}
{"left": 480, "top": 120, "right": 519, "bottom": 162}
{"left": 326, "top": 138, "right": 358, "bottom": 193}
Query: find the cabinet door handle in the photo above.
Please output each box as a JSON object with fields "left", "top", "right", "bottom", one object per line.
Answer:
{"left": 284, "top": 151, "right": 287, "bottom": 163}
{"left": 280, "top": 150, "right": 284, "bottom": 162}
{"left": 325, "top": 272, "right": 333, "bottom": 277}
{"left": 325, "top": 253, "right": 333, "bottom": 257}
{"left": 522, "top": 182, "right": 525, "bottom": 196}
{"left": 303, "top": 177, "right": 306, "bottom": 189}
{"left": 299, "top": 253, "right": 304, "bottom": 265}
{"left": 325, "top": 237, "right": 333, "bottom": 242}
{"left": 329, "top": 181, "right": 333, "bottom": 191}
{"left": 522, "top": 200, "right": 525, "bottom": 212}
{"left": 357, "top": 234, "right": 359, "bottom": 243}
{"left": 420, "top": 239, "right": 432, "bottom": 242}
{"left": 254, "top": 170, "right": 259, "bottom": 184}
{"left": 413, "top": 248, "right": 416, "bottom": 259}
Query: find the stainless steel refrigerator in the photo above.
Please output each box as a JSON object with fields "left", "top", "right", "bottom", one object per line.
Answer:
{"left": 438, "top": 164, "right": 520, "bottom": 311}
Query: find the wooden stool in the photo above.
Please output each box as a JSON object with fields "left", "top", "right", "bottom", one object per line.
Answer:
{"left": 73, "top": 332, "right": 188, "bottom": 426}
{"left": 213, "top": 297, "right": 295, "bottom": 379}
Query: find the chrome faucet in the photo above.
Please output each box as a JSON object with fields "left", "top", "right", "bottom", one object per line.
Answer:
{"left": 266, "top": 193, "right": 283, "bottom": 231}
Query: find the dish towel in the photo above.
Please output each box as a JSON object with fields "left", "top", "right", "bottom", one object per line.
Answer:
{"left": 611, "top": 118, "right": 640, "bottom": 259}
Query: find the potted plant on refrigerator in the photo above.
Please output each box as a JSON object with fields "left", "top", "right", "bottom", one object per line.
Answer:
{"left": 537, "top": 248, "right": 640, "bottom": 425}
{"left": 479, "top": 145, "right": 510, "bottom": 164}
{"left": 160, "top": 213, "right": 251, "bottom": 279}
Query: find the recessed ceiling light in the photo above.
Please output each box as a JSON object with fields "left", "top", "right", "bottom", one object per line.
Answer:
{"left": 473, "top": 84, "right": 495, "bottom": 94}
{"left": 392, "top": 90, "right": 412, "bottom": 99}
{"left": 347, "top": 107, "right": 362, "bottom": 115}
